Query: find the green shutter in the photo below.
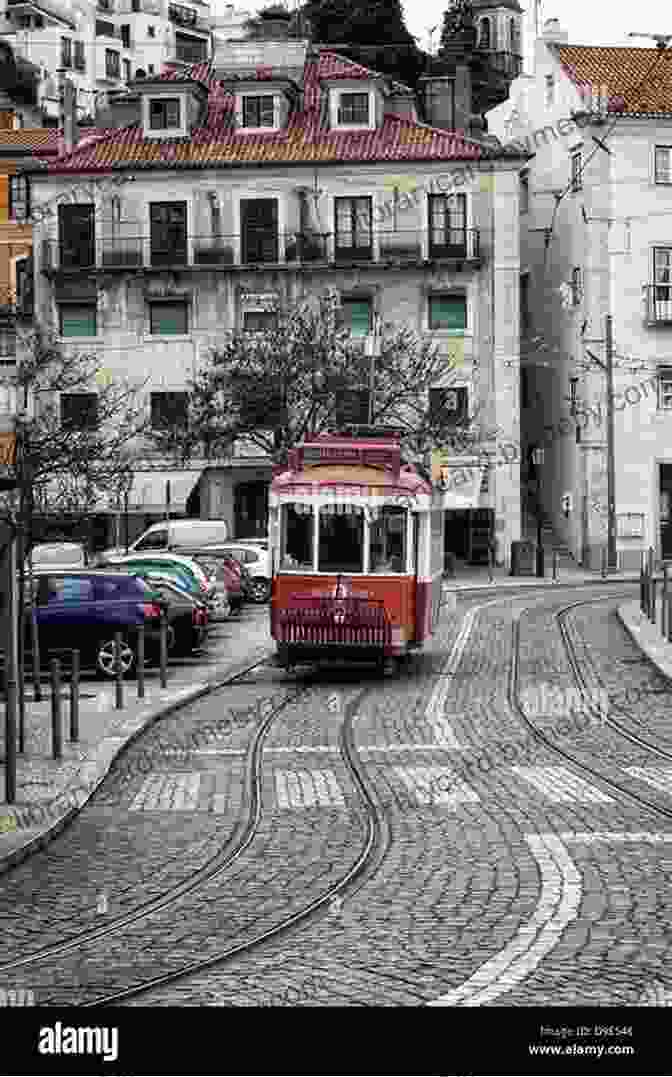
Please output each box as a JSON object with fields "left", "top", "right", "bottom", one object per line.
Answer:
{"left": 346, "top": 299, "right": 371, "bottom": 337}
{"left": 151, "top": 302, "right": 187, "bottom": 335}
{"left": 430, "top": 296, "right": 466, "bottom": 331}
{"left": 60, "top": 304, "right": 96, "bottom": 337}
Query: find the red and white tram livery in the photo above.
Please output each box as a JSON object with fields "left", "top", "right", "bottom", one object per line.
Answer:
{"left": 269, "top": 432, "right": 444, "bottom": 667}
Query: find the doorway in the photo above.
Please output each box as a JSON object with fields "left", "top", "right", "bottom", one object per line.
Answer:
{"left": 660, "top": 464, "right": 672, "bottom": 559}
{"left": 234, "top": 480, "right": 268, "bottom": 539}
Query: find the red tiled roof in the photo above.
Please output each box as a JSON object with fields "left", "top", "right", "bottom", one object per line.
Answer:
{"left": 44, "top": 50, "right": 503, "bottom": 173}
{"left": 557, "top": 45, "right": 672, "bottom": 115}
{"left": 0, "top": 128, "right": 61, "bottom": 155}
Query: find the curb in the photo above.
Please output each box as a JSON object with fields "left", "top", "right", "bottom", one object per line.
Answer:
{"left": 443, "top": 575, "right": 639, "bottom": 595}
{"left": 616, "top": 602, "right": 672, "bottom": 686}
{"left": 0, "top": 645, "right": 274, "bottom": 879}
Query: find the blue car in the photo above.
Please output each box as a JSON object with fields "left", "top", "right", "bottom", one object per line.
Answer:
{"left": 25, "top": 570, "right": 165, "bottom": 678}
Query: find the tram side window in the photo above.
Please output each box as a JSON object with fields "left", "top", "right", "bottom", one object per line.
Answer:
{"left": 370, "top": 507, "right": 406, "bottom": 573}
{"left": 281, "top": 505, "right": 314, "bottom": 570}
{"left": 318, "top": 507, "right": 364, "bottom": 573}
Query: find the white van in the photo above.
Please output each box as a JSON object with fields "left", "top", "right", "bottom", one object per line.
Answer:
{"left": 97, "top": 520, "right": 229, "bottom": 563}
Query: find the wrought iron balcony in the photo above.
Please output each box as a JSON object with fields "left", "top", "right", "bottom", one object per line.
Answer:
{"left": 647, "top": 284, "right": 672, "bottom": 325}
{"left": 41, "top": 227, "right": 482, "bottom": 273}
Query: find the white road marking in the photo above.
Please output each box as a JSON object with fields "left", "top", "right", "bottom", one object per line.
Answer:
{"left": 625, "top": 767, "right": 672, "bottom": 797}
{"left": 129, "top": 773, "right": 204, "bottom": 812}
{"left": 273, "top": 769, "right": 346, "bottom": 809}
{"left": 430, "top": 830, "right": 672, "bottom": 1007}
{"left": 512, "top": 766, "right": 613, "bottom": 803}
{"left": 429, "top": 833, "right": 581, "bottom": 1006}
{"left": 393, "top": 766, "right": 480, "bottom": 808}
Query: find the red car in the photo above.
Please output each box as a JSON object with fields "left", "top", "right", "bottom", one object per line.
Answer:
{"left": 185, "top": 551, "right": 246, "bottom": 614}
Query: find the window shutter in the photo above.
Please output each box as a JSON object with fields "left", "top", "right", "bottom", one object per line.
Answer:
{"left": 60, "top": 305, "right": 96, "bottom": 336}
{"left": 0, "top": 177, "right": 8, "bottom": 224}
{"left": 151, "top": 302, "right": 187, "bottom": 335}
{"left": 430, "top": 296, "right": 467, "bottom": 330}
{"left": 346, "top": 299, "right": 371, "bottom": 337}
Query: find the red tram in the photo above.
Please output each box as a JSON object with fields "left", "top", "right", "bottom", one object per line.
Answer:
{"left": 269, "top": 431, "right": 444, "bottom": 669}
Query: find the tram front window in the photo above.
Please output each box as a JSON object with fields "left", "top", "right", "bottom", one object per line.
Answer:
{"left": 370, "top": 507, "right": 406, "bottom": 573}
{"left": 318, "top": 507, "right": 364, "bottom": 573}
{"left": 281, "top": 505, "right": 314, "bottom": 570}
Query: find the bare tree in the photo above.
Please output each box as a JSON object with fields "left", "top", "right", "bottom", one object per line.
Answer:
{"left": 178, "top": 291, "right": 480, "bottom": 466}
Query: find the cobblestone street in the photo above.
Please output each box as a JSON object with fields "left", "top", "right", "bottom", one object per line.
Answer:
{"left": 2, "top": 582, "right": 671, "bottom": 1014}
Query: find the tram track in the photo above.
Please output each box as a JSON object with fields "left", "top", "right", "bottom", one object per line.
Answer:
{"left": 0, "top": 656, "right": 307, "bottom": 976}
{"left": 511, "top": 591, "right": 672, "bottom": 822}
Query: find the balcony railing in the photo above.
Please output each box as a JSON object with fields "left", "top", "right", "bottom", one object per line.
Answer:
{"left": 41, "top": 228, "right": 482, "bottom": 272}
{"left": 647, "top": 284, "right": 672, "bottom": 325}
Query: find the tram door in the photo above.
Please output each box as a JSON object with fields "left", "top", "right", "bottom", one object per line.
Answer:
{"left": 412, "top": 513, "right": 419, "bottom": 577}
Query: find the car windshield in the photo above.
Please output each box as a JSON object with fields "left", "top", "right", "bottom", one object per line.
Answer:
{"left": 30, "top": 544, "right": 85, "bottom": 565}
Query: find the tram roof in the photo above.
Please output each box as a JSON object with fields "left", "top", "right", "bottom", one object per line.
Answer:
{"left": 272, "top": 433, "right": 433, "bottom": 497}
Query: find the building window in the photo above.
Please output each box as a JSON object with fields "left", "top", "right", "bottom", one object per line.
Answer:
{"left": 240, "top": 198, "right": 278, "bottom": 263}
{"left": 509, "top": 17, "right": 519, "bottom": 53}
{"left": 105, "top": 49, "right": 120, "bottom": 79}
{"left": 150, "top": 391, "right": 189, "bottom": 428}
{"left": 98, "top": 0, "right": 112, "bottom": 10}
{"left": 521, "top": 367, "right": 529, "bottom": 409}
{"left": 0, "top": 326, "right": 17, "bottom": 359}
{"left": 520, "top": 272, "right": 531, "bottom": 334}
{"left": 479, "top": 17, "right": 491, "bottom": 49}
{"left": 149, "top": 97, "right": 181, "bottom": 129}
{"left": 242, "top": 310, "right": 278, "bottom": 333}
{"left": 337, "top": 92, "right": 369, "bottom": 125}
{"left": 132, "top": 0, "right": 140, "bottom": 9}
{"left": 241, "top": 94, "right": 275, "bottom": 128}
{"left": 334, "top": 196, "right": 372, "bottom": 258}
{"left": 58, "top": 204, "right": 95, "bottom": 268}
{"left": 655, "top": 146, "right": 672, "bottom": 184}
{"left": 15, "top": 256, "right": 33, "bottom": 318}
{"left": 341, "top": 297, "right": 372, "bottom": 337}
{"left": 520, "top": 170, "right": 530, "bottom": 213}
{"left": 120, "top": 23, "right": 130, "bottom": 48}
{"left": 148, "top": 64, "right": 154, "bottom": 74}
{"left": 60, "top": 37, "right": 72, "bottom": 68}
{"left": 149, "top": 301, "right": 189, "bottom": 335}
{"left": 123, "top": 58, "right": 131, "bottom": 82}
{"left": 9, "top": 174, "right": 29, "bottom": 221}
{"left": 571, "top": 150, "right": 582, "bottom": 192}
{"left": 61, "top": 392, "right": 99, "bottom": 429}
{"left": 658, "top": 369, "right": 672, "bottom": 410}
{"left": 148, "top": 25, "right": 155, "bottom": 37}
{"left": 429, "top": 386, "right": 468, "bottom": 424}
{"left": 59, "top": 304, "right": 97, "bottom": 337}
{"left": 428, "top": 294, "right": 467, "bottom": 331}
{"left": 545, "top": 74, "right": 555, "bottom": 107}
{"left": 571, "top": 267, "right": 583, "bottom": 305}
{"left": 428, "top": 193, "right": 467, "bottom": 256}
{"left": 150, "top": 202, "right": 187, "bottom": 265}
{"left": 74, "top": 40, "right": 85, "bottom": 70}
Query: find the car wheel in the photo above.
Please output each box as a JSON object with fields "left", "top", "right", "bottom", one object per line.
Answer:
{"left": 96, "top": 637, "right": 136, "bottom": 679}
{"left": 249, "top": 578, "right": 271, "bottom": 603}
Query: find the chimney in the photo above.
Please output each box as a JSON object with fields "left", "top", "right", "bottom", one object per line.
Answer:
{"left": 254, "top": 7, "right": 292, "bottom": 40}
{"left": 59, "top": 75, "right": 78, "bottom": 154}
{"left": 386, "top": 89, "right": 418, "bottom": 123}
{"left": 420, "top": 63, "right": 472, "bottom": 132}
{"left": 542, "top": 18, "right": 568, "bottom": 44}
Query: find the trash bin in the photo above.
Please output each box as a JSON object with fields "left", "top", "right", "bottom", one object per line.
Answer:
{"left": 510, "top": 539, "right": 536, "bottom": 576}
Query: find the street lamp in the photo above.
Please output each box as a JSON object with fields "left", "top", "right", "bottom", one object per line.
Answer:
{"left": 532, "top": 445, "right": 545, "bottom": 577}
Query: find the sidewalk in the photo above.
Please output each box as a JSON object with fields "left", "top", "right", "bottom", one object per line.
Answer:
{"left": 0, "top": 613, "right": 273, "bottom": 876}
{"left": 443, "top": 556, "right": 639, "bottom": 593}
{"left": 617, "top": 599, "right": 672, "bottom": 682}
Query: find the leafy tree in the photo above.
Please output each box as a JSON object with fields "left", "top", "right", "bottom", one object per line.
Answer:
{"left": 439, "top": 0, "right": 477, "bottom": 53}
{"left": 180, "top": 291, "right": 479, "bottom": 467}
{"left": 303, "top": 0, "right": 425, "bottom": 87}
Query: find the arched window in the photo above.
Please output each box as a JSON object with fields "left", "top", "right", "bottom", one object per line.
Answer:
{"left": 509, "top": 17, "right": 519, "bottom": 53}
{"left": 479, "top": 17, "right": 491, "bottom": 49}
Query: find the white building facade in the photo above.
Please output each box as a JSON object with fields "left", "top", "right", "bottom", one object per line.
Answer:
{"left": 25, "top": 42, "right": 525, "bottom": 555}
{"left": 488, "top": 20, "right": 672, "bottom": 569}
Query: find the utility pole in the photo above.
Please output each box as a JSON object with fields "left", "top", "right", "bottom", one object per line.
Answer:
{"left": 605, "top": 314, "right": 617, "bottom": 570}
{"left": 0, "top": 415, "right": 19, "bottom": 804}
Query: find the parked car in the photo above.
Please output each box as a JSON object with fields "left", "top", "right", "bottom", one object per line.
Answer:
{"left": 135, "top": 576, "right": 208, "bottom": 655}
{"left": 96, "top": 519, "right": 230, "bottom": 564}
{"left": 107, "top": 553, "right": 230, "bottom": 621}
{"left": 21, "top": 570, "right": 165, "bottom": 678}
{"left": 210, "top": 543, "right": 272, "bottom": 603}
{"left": 26, "top": 542, "right": 87, "bottom": 572}
{"left": 179, "top": 549, "right": 246, "bottom": 614}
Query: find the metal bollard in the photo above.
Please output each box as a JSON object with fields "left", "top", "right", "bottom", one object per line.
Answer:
{"left": 487, "top": 546, "right": 494, "bottom": 583}
{"left": 668, "top": 594, "right": 672, "bottom": 644}
{"left": 663, "top": 568, "right": 669, "bottom": 638}
{"left": 114, "top": 632, "right": 123, "bottom": 710}
{"left": 31, "top": 608, "right": 41, "bottom": 702}
{"left": 650, "top": 578, "right": 657, "bottom": 624}
{"left": 51, "top": 658, "right": 62, "bottom": 760}
{"left": 137, "top": 625, "right": 145, "bottom": 699}
{"left": 159, "top": 609, "right": 168, "bottom": 689}
{"left": 70, "top": 649, "right": 80, "bottom": 742}
{"left": 601, "top": 546, "right": 608, "bottom": 578}
{"left": 4, "top": 679, "right": 16, "bottom": 803}
{"left": 552, "top": 550, "right": 559, "bottom": 581}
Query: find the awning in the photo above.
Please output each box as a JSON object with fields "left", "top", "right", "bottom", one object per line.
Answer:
{"left": 438, "top": 466, "right": 485, "bottom": 510}
{"left": 127, "top": 470, "right": 201, "bottom": 513}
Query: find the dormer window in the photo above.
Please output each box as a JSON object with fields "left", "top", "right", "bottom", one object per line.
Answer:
{"left": 242, "top": 94, "right": 275, "bottom": 129}
{"left": 338, "top": 92, "right": 369, "bottom": 126}
{"left": 149, "top": 97, "right": 181, "bottom": 130}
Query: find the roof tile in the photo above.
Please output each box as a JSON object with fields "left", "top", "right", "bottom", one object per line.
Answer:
{"left": 558, "top": 45, "right": 672, "bottom": 115}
